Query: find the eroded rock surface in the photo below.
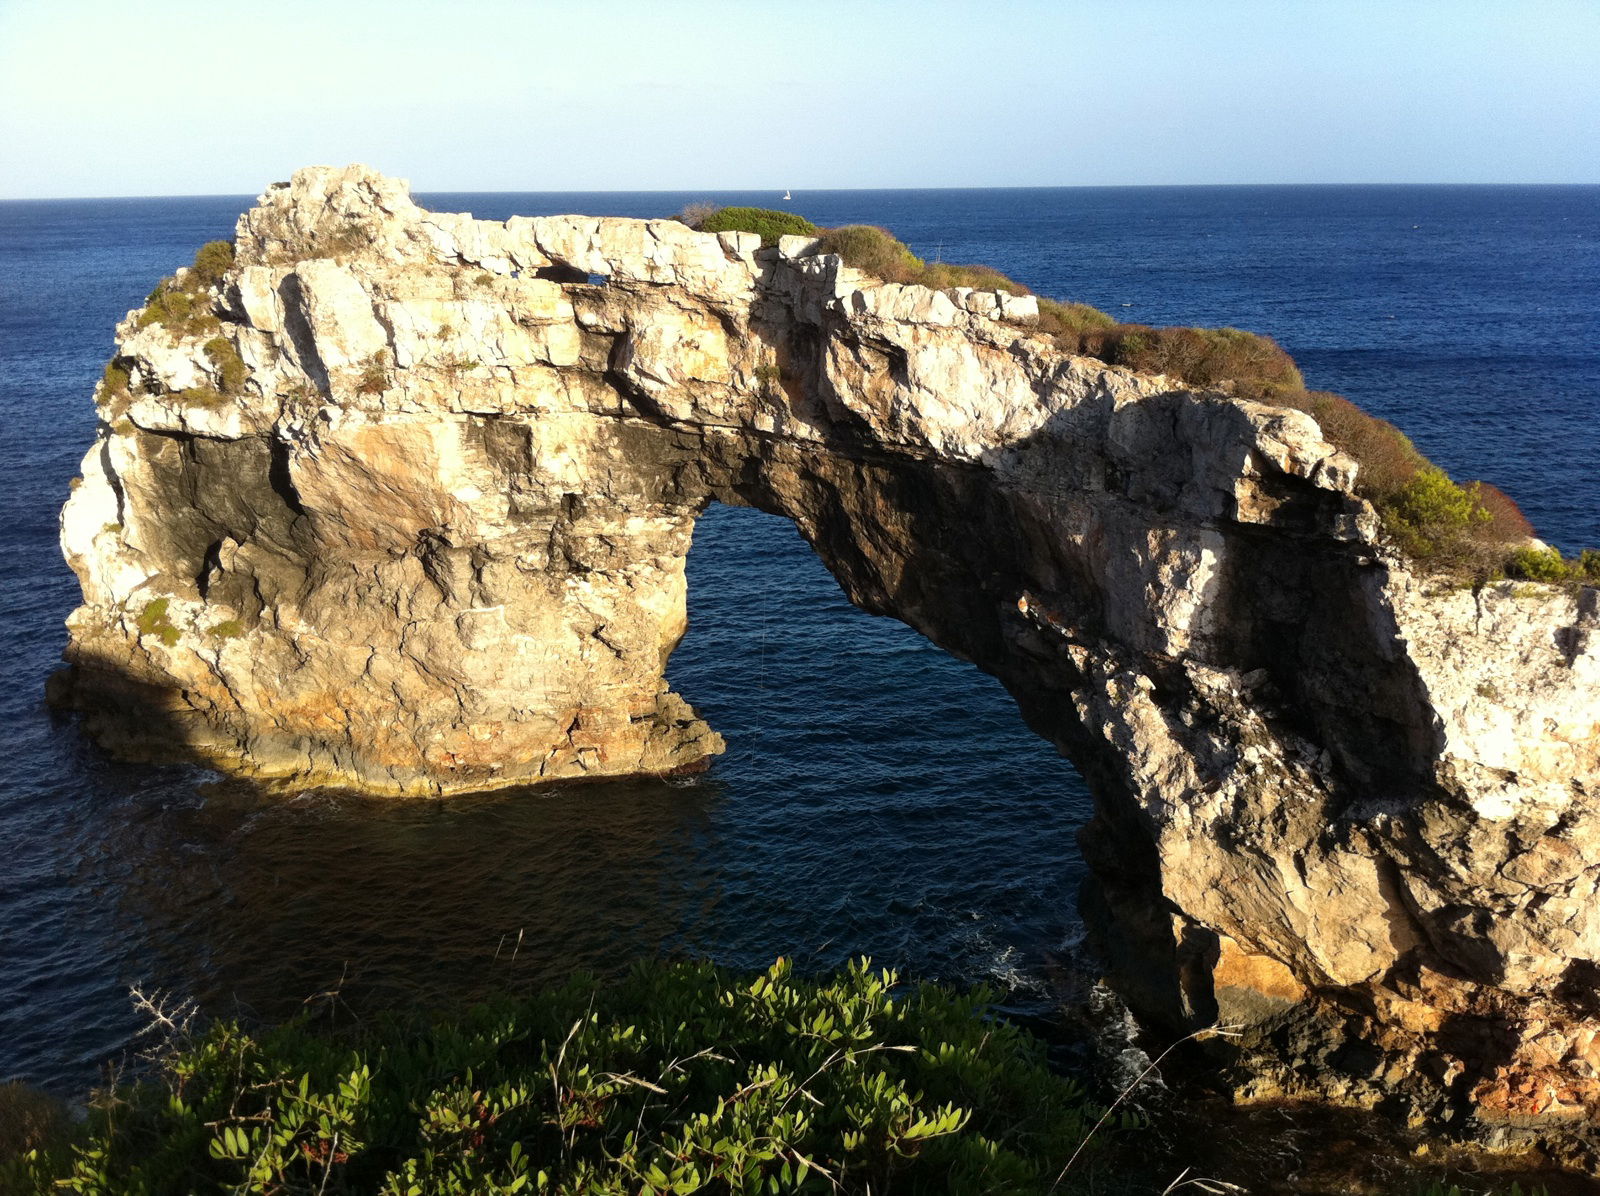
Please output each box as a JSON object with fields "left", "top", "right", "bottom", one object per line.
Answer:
{"left": 59, "top": 166, "right": 1600, "bottom": 1156}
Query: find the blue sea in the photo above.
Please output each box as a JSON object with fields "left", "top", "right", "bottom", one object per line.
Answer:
{"left": 1, "top": 185, "right": 1596, "bottom": 1104}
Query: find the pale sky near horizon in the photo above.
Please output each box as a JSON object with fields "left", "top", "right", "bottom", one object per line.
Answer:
{"left": 1, "top": 0, "right": 1596, "bottom": 199}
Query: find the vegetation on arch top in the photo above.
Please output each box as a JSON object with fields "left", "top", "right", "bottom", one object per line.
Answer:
{"left": 680, "top": 203, "right": 1597, "bottom": 584}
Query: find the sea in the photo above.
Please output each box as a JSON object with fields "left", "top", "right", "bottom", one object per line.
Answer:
{"left": 1, "top": 185, "right": 1596, "bottom": 1113}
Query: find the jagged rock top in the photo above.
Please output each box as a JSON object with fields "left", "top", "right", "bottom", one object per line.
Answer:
{"left": 99, "top": 165, "right": 1369, "bottom": 556}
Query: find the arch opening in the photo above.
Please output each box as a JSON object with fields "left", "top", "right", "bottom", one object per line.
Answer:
{"left": 666, "top": 499, "right": 1095, "bottom": 999}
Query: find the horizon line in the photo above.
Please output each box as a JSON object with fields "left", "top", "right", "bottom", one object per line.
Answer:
{"left": 5, "top": 180, "right": 1600, "bottom": 204}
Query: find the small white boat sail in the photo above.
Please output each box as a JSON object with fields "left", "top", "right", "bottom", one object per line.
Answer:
{"left": 782, "top": 189, "right": 792, "bottom": 201}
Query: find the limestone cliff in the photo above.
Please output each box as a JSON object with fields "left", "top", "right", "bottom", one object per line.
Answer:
{"left": 59, "top": 166, "right": 1600, "bottom": 1152}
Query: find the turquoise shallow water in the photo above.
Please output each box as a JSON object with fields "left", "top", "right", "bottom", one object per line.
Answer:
{"left": 0, "top": 185, "right": 1595, "bottom": 1097}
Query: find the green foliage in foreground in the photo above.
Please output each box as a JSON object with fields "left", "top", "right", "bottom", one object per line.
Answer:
{"left": 7, "top": 959, "right": 1125, "bottom": 1195}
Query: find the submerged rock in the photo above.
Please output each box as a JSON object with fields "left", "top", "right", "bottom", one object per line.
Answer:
{"left": 58, "top": 165, "right": 1600, "bottom": 1159}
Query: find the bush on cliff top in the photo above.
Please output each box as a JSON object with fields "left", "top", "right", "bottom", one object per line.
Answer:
{"left": 191, "top": 239, "right": 235, "bottom": 285}
{"left": 685, "top": 205, "right": 1588, "bottom": 579}
{"left": 697, "top": 206, "right": 818, "bottom": 247}
{"left": 134, "top": 240, "right": 236, "bottom": 338}
{"left": 5, "top": 959, "right": 1124, "bottom": 1195}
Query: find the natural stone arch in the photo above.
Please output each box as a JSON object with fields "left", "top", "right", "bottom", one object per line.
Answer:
{"left": 58, "top": 167, "right": 1600, "bottom": 1152}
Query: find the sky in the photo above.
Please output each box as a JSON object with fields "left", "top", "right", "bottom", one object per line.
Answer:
{"left": 1, "top": 0, "right": 1597, "bottom": 198}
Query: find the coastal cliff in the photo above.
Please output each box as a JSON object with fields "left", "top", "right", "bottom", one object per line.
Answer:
{"left": 58, "top": 166, "right": 1600, "bottom": 1152}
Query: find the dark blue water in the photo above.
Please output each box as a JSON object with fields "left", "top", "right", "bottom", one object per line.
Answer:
{"left": 1, "top": 186, "right": 1596, "bottom": 1098}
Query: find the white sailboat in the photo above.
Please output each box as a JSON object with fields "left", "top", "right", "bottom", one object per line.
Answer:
{"left": 782, "top": 189, "right": 792, "bottom": 201}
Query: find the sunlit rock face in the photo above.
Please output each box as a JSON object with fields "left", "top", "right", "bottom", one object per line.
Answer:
{"left": 59, "top": 166, "right": 1600, "bottom": 1150}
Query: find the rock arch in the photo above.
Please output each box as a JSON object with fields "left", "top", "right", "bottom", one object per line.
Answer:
{"left": 59, "top": 167, "right": 1600, "bottom": 1149}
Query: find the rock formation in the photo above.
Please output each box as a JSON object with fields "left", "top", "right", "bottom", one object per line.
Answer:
{"left": 59, "top": 166, "right": 1600, "bottom": 1154}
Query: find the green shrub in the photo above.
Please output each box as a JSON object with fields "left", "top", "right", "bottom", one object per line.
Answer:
{"left": 1507, "top": 546, "right": 1571, "bottom": 582}
{"left": 1505, "top": 545, "right": 1600, "bottom": 585}
{"left": 1035, "top": 299, "right": 1118, "bottom": 349}
{"left": 1379, "top": 466, "right": 1494, "bottom": 567}
{"left": 134, "top": 597, "right": 180, "bottom": 647}
{"left": 135, "top": 241, "right": 235, "bottom": 334}
{"left": 191, "top": 240, "right": 234, "bottom": 285}
{"left": 917, "top": 260, "right": 1028, "bottom": 294}
{"left": 135, "top": 289, "right": 193, "bottom": 332}
{"left": 98, "top": 362, "right": 130, "bottom": 405}
{"left": 7, "top": 959, "right": 1124, "bottom": 1195}
{"left": 1099, "top": 324, "right": 1304, "bottom": 394}
{"left": 135, "top": 280, "right": 218, "bottom": 337}
{"left": 700, "top": 206, "right": 819, "bottom": 247}
{"left": 202, "top": 336, "right": 248, "bottom": 394}
{"left": 817, "top": 224, "right": 926, "bottom": 283}
{"left": 355, "top": 352, "right": 389, "bottom": 396}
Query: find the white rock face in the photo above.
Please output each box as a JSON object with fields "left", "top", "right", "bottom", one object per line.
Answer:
{"left": 58, "top": 166, "right": 1600, "bottom": 1149}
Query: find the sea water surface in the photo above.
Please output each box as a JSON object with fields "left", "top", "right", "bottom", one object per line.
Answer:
{"left": 1, "top": 185, "right": 1597, "bottom": 1105}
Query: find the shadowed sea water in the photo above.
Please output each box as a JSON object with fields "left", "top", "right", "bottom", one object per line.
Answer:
{"left": 0, "top": 185, "right": 1595, "bottom": 1100}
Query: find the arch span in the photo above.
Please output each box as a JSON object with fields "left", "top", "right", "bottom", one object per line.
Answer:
{"left": 59, "top": 167, "right": 1600, "bottom": 1149}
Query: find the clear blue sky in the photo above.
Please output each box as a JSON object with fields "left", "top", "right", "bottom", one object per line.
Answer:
{"left": 2, "top": 0, "right": 1597, "bottom": 198}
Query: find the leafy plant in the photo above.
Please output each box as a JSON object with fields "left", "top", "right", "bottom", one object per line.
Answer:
{"left": 1505, "top": 545, "right": 1600, "bottom": 584}
{"left": 1101, "top": 324, "right": 1304, "bottom": 393}
{"left": 1379, "top": 466, "right": 1493, "bottom": 566}
{"left": 439, "top": 353, "right": 483, "bottom": 381}
{"left": 355, "top": 351, "right": 390, "bottom": 396}
{"left": 7, "top": 959, "right": 1123, "bottom": 1195}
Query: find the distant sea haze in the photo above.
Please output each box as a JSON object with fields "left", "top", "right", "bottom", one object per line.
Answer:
{"left": 0, "top": 184, "right": 1595, "bottom": 1095}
